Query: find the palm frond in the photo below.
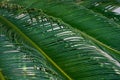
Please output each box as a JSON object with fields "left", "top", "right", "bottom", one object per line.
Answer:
{"left": 80, "top": 0, "right": 120, "bottom": 24}
{"left": 2, "top": 0, "right": 120, "bottom": 52}
{"left": 0, "top": 3, "right": 120, "bottom": 79}
{"left": 0, "top": 25, "right": 64, "bottom": 80}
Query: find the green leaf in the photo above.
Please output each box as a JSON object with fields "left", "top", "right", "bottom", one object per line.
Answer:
{"left": 3, "top": 0, "right": 120, "bottom": 53}
{"left": 0, "top": 3, "right": 120, "bottom": 79}
{"left": 0, "top": 26, "right": 65, "bottom": 80}
{"left": 80, "top": 0, "right": 120, "bottom": 24}
{"left": 0, "top": 71, "right": 5, "bottom": 80}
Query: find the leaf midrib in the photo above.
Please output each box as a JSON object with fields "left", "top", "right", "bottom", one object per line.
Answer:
{"left": 41, "top": 5, "right": 120, "bottom": 54}
{"left": 1, "top": 0, "right": 120, "bottom": 54}
{"left": 0, "top": 16, "right": 72, "bottom": 80}
{"left": 0, "top": 4, "right": 120, "bottom": 79}
{"left": 78, "top": 30, "right": 120, "bottom": 54}
{"left": 0, "top": 71, "right": 5, "bottom": 80}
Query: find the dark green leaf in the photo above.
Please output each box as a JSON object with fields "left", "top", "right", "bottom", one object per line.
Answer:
{"left": 0, "top": 3, "right": 120, "bottom": 79}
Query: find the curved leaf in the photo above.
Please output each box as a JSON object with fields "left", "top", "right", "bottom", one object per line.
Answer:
{"left": 0, "top": 26, "right": 64, "bottom": 80}
{"left": 0, "top": 3, "right": 120, "bottom": 79}
{"left": 80, "top": 0, "right": 120, "bottom": 24}
{"left": 3, "top": 0, "right": 120, "bottom": 53}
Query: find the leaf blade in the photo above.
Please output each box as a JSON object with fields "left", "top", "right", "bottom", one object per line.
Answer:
{"left": 1, "top": 2, "right": 120, "bottom": 80}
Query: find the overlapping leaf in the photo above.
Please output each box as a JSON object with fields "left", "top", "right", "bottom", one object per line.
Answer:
{"left": 0, "top": 3, "right": 120, "bottom": 79}
{"left": 3, "top": 0, "right": 120, "bottom": 53}
{"left": 80, "top": 0, "right": 120, "bottom": 24}
{"left": 0, "top": 25, "right": 64, "bottom": 80}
